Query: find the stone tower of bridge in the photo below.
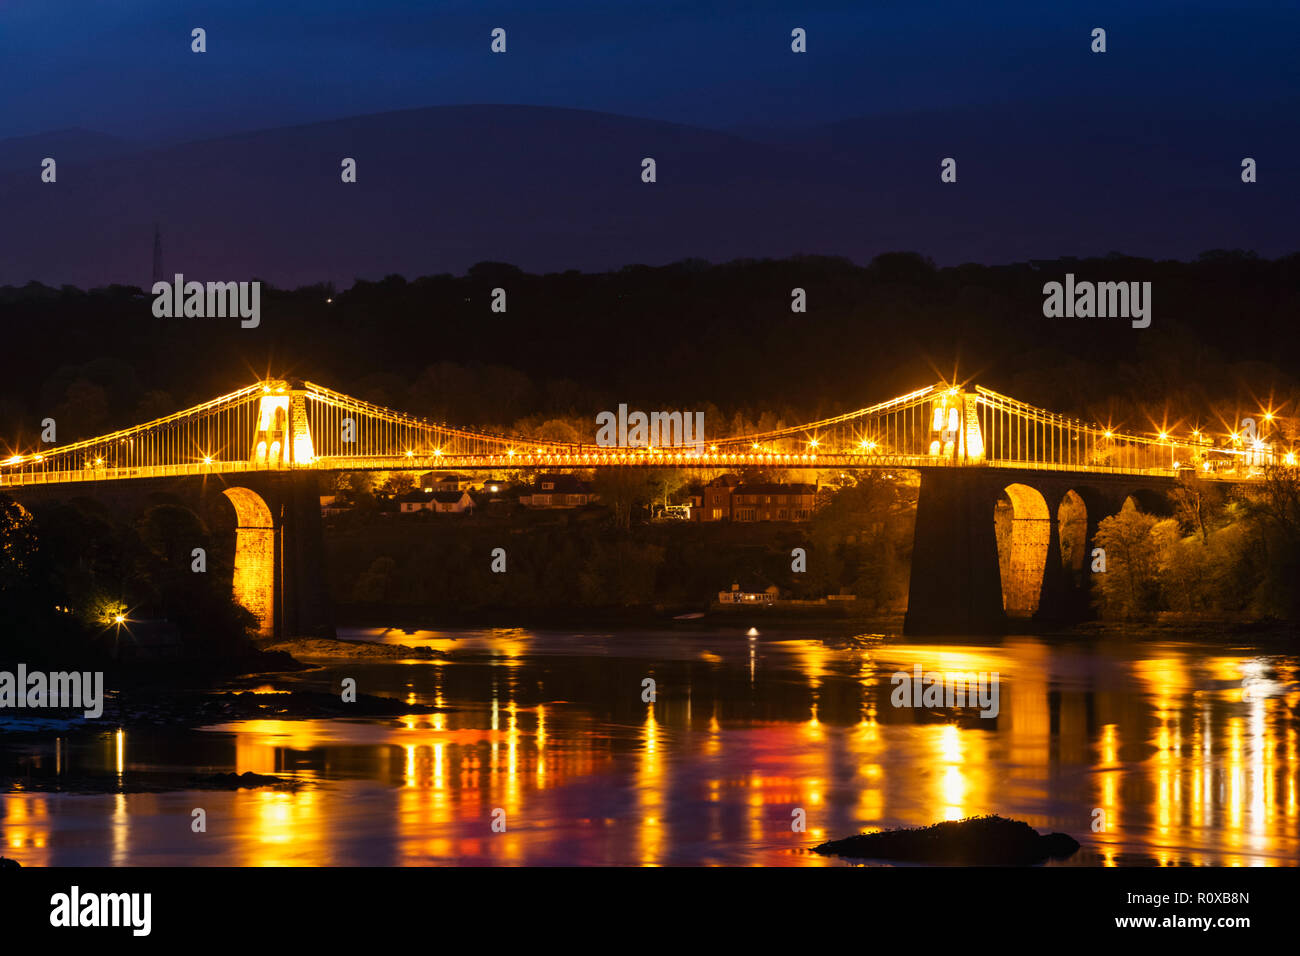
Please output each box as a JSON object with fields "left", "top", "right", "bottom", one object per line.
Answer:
{"left": 224, "top": 380, "right": 330, "bottom": 636}
{"left": 249, "top": 380, "right": 316, "bottom": 467}
{"left": 927, "top": 388, "right": 985, "bottom": 463}
{"left": 222, "top": 473, "right": 332, "bottom": 638}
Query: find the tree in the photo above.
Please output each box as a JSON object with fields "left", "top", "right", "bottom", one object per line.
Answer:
{"left": 1092, "top": 506, "right": 1160, "bottom": 619}
{"left": 648, "top": 469, "right": 689, "bottom": 509}
{"left": 137, "top": 504, "right": 208, "bottom": 570}
{"left": 1240, "top": 464, "right": 1300, "bottom": 618}
{"left": 809, "top": 474, "right": 915, "bottom": 607}
{"left": 1245, "top": 464, "right": 1300, "bottom": 544}
{"left": 0, "top": 495, "right": 37, "bottom": 595}
{"left": 377, "top": 471, "right": 415, "bottom": 498}
{"left": 1154, "top": 520, "right": 1205, "bottom": 613}
{"left": 53, "top": 378, "right": 109, "bottom": 440}
{"left": 591, "top": 470, "right": 652, "bottom": 531}
{"left": 532, "top": 418, "right": 584, "bottom": 444}
{"left": 1169, "top": 471, "right": 1223, "bottom": 543}
{"left": 133, "top": 390, "right": 177, "bottom": 422}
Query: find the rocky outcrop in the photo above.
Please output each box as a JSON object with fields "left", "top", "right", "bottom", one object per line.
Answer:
{"left": 814, "top": 815, "right": 1080, "bottom": 865}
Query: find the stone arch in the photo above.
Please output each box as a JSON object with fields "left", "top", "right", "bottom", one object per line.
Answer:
{"left": 1122, "top": 488, "right": 1171, "bottom": 516}
{"left": 1058, "top": 486, "right": 1106, "bottom": 570}
{"left": 222, "top": 486, "right": 275, "bottom": 634}
{"left": 994, "top": 482, "right": 1050, "bottom": 617}
{"left": 1055, "top": 485, "right": 1109, "bottom": 621}
{"left": 1057, "top": 489, "right": 1088, "bottom": 577}
{"left": 139, "top": 501, "right": 209, "bottom": 568}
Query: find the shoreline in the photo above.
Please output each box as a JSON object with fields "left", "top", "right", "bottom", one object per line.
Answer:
{"left": 4, "top": 618, "right": 1295, "bottom": 797}
{"left": 330, "top": 602, "right": 880, "bottom": 630}
{"left": 331, "top": 605, "right": 1299, "bottom": 646}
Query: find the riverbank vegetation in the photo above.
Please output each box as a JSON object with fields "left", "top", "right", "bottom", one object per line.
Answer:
{"left": 5, "top": 462, "right": 1300, "bottom": 658}
{"left": 0, "top": 493, "right": 260, "bottom": 667}
{"left": 327, "top": 472, "right": 917, "bottom": 616}
{"left": 1093, "top": 467, "right": 1300, "bottom": 622}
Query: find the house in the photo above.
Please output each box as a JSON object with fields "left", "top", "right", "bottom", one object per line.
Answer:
{"left": 418, "top": 472, "right": 472, "bottom": 493}
{"left": 717, "top": 582, "right": 781, "bottom": 605}
{"left": 699, "top": 473, "right": 741, "bottom": 521}
{"left": 698, "top": 475, "right": 819, "bottom": 521}
{"left": 518, "top": 474, "right": 595, "bottom": 508}
{"left": 729, "top": 483, "right": 818, "bottom": 521}
{"left": 397, "top": 490, "right": 435, "bottom": 513}
{"left": 397, "top": 489, "right": 474, "bottom": 513}
{"left": 430, "top": 490, "right": 474, "bottom": 513}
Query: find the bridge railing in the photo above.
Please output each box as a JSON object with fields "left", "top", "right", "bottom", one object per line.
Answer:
{"left": 3, "top": 372, "right": 1283, "bottom": 488}
{"left": 0, "top": 461, "right": 267, "bottom": 487}
{"left": 313, "top": 452, "right": 948, "bottom": 471}
{"left": 0, "top": 454, "right": 1269, "bottom": 485}
{"left": 983, "top": 458, "right": 1269, "bottom": 480}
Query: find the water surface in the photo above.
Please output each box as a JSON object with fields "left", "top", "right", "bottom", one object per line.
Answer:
{"left": 3, "top": 627, "right": 1297, "bottom": 866}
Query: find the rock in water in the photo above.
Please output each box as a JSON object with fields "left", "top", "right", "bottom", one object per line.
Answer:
{"left": 814, "top": 815, "right": 1080, "bottom": 865}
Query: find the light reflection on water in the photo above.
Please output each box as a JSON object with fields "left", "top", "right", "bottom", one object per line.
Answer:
{"left": 3, "top": 629, "right": 1298, "bottom": 866}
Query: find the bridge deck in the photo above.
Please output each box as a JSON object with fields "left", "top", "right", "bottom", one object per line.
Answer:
{"left": 0, "top": 455, "right": 1256, "bottom": 487}
{"left": 1, "top": 378, "right": 1285, "bottom": 487}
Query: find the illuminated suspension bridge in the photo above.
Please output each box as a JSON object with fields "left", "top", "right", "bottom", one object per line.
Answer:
{"left": 0, "top": 378, "right": 1289, "bottom": 487}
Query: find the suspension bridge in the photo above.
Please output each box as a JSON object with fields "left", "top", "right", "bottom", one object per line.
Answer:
{"left": 0, "top": 378, "right": 1286, "bottom": 485}
{"left": 0, "top": 378, "right": 1289, "bottom": 639}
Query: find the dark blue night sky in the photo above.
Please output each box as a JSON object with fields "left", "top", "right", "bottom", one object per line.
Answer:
{"left": 1, "top": 1, "right": 1297, "bottom": 284}
{"left": 3, "top": 0, "right": 1298, "bottom": 140}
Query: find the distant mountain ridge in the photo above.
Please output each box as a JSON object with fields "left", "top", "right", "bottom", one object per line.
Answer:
{"left": 0, "top": 100, "right": 1295, "bottom": 288}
